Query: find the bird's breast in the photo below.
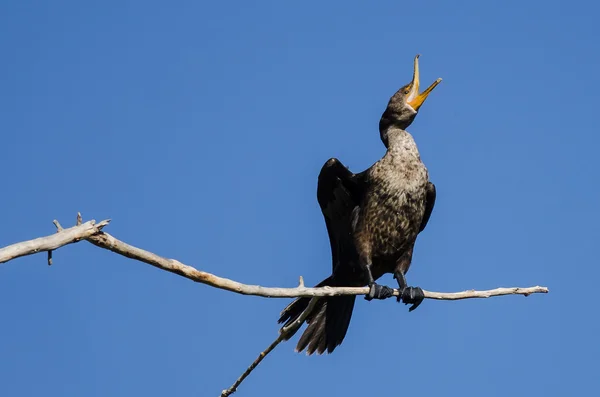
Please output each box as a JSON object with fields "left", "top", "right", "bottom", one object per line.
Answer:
{"left": 356, "top": 158, "right": 428, "bottom": 257}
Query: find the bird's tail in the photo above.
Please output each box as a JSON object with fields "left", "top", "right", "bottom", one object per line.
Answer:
{"left": 277, "top": 276, "right": 356, "bottom": 355}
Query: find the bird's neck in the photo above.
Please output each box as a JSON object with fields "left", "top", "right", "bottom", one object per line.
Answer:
{"left": 383, "top": 127, "right": 420, "bottom": 159}
{"left": 382, "top": 127, "right": 410, "bottom": 148}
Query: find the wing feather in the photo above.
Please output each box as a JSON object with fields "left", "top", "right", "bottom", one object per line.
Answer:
{"left": 316, "top": 158, "right": 362, "bottom": 273}
{"left": 419, "top": 182, "right": 436, "bottom": 233}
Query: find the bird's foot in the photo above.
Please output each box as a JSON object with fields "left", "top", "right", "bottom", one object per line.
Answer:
{"left": 397, "top": 286, "right": 425, "bottom": 312}
{"left": 365, "top": 283, "right": 395, "bottom": 301}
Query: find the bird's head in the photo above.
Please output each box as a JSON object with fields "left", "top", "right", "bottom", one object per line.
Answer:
{"left": 379, "top": 55, "right": 442, "bottom": 141}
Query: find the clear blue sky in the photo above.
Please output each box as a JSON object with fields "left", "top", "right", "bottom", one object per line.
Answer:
{"left": 1, "top": 1, "right": 598, "bottom": 396}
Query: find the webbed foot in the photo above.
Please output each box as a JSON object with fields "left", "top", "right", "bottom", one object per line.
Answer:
{"left": 364, "top": 283, "right": 395, "bottom": 301}
{"left": 397, "top": 286, "right": 424, "bottom": 312}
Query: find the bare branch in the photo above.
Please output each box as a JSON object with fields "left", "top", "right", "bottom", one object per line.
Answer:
{"left": 0, "top": 220, "right": 110, "bottom": 264}
{"left": 423, "top": 287, "right": 549, "bottom": 300}
{"left": 87, "top": 231, "right": 549, "bottom": 298}
{"left": 1, "top": 216, "right": 549, "bottom": 300}
{"left": 0, "top": 215, "right": 550, "bottom": 396}
{"left": 221, "top": 298, "right": 320, "bottom": 397}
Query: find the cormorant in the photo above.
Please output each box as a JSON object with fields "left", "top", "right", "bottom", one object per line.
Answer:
{"left": 278, "top": 55, "right": 442, "bottom": 355}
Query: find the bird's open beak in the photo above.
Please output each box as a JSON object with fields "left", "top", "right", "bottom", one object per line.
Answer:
{"left": 406, "top": 54, "right": 442, "bottom": 111}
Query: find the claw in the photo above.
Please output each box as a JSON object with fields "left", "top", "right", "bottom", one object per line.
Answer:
{"left": 365, "top": 283, "right": 395, "bottom": 301}
{"left": 398, "top": 286, "right": 425, "bottom": 312}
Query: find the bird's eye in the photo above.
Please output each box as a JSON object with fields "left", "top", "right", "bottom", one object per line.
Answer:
{"left": 404, "top": 90, "right": 409, "bottom": 95}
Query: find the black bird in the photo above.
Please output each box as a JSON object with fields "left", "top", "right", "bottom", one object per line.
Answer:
{"left": 278, "top": 55, "right": 442, "bottom": 355}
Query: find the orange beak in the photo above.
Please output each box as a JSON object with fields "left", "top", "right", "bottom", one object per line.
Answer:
{"left": 406, "top": 54, "right": 442, "bottom": 111}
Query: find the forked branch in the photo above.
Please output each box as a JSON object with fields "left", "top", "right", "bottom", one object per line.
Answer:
{"left": 0, "top": 214, "right": 550, "bottom": 397}
{"left": 0, "top": 218, "right": 110, "bottom": 264}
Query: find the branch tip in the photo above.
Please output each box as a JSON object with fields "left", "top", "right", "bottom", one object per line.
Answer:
{"left": 53, "top": 220, "right": 63, "bottom": 232}
{"left": 76, "top": 212, "right": 82, "bottom": 226}
{"left": 96, "top": 219, "right": 111, "bottom": 229}
{"left": 298, "top": 276, "right": 304, "bottom": 288}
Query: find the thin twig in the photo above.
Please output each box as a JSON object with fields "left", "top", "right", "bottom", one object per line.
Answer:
{"left": 220, "top": 297, "right": 320, "bottom": 397}
{"left": 52, "top": 220, "right": 64, "bottom": 232}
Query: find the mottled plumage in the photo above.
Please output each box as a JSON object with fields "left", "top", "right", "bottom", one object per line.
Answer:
{"left": 356, "top": 130, "right": 429, "bottom": 271}
{"left": 279, "top": 55, "right": 441, "bottom": 355}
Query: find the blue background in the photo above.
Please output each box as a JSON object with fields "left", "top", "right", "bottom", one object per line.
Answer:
{"left": 1, "top": 1, "right": 598, "bottom": 396}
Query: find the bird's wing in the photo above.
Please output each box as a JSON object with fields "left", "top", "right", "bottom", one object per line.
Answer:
{"left": 316, "top": 158, "right": 364, "bottom": 273}
{"left": 419, "top": 182, "right": 436, "bottom": 232}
